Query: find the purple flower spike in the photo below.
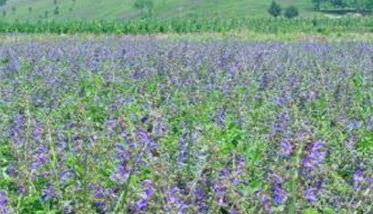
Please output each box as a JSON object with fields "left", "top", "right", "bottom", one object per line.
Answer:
{"left": 42, "top": 184, "right": 57, "bottom": 201}
{"left": 303, "top": 140, "right": 327, "bottom": 171}
{"left": 257, "top": 192, "right": 273, "bottom": 213}
{"left": 353, "top": 169, "right": 365, "bottom": 188}
{"left": 304, "top": 188, "right": 318, "bottom": 203}
{"left": 132, "top": 180, "right": 155, "bottom": 213}
{"left": 31, "top": 146, "right": 49, "bottom": 172}
{"left": 0, "top": 191, "right": 10, "bottom": 214}
{"left": 273, "top": 186, "right": 288, "bottom": 205}
{"left": 111, "top": 165, "right": 130, "bottom": 184}
{"left": 11, "top": 114, "right": 26, "bottom": 146}
{"left": 279, "top": 139, "right": 293, "bottom": 157}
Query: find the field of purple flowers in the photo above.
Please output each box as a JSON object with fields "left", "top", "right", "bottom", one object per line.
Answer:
{"left": 0, "top": 38, "right": 372, "bottom": 213}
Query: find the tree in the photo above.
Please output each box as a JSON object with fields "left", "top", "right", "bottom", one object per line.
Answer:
{"left": 134, "top": 0, "right": 154, "bottom": 17}
{"left": 356, "top": 0, "right": 373, "bottom": 13}
{"left": 330, "top": 0, "right": 347, "bottom": 8}
{"left": 0, "top": 0, "right": 6, "bottom": 7}
{"left": 268, "top": 1, "right": 282, "bottom": 17}
{"left": 134, "top": 0, "right": 153, "bottom": 10}
{"left": 54, "top": 6, "right": 59, "bottom": 15}
{"left": 284, "top": 6, "right": 299, "bottom": 18}
{"left": 312, "top": 0, "right": 322, "bottom": 10}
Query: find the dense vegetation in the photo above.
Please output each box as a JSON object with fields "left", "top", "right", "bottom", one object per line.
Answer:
{"left": 0, "top": 37, "right": 372, "bottom": 214}
{"left": 0, "top": 17, "right": 372, "bottom": 34}
{"left": 0, "top": 0, "right": 6, "bottom": 7}
{"left": 312, "top": 0, "right": 373, "bottom": 13}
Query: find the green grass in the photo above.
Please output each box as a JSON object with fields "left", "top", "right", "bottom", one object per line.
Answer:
{"left": 0, "top": 0, "right": 317, "bottom": 22}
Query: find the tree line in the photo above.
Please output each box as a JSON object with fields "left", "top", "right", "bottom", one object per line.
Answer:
{"left": 312, "top": 0, "right": 373, "bottom": 13}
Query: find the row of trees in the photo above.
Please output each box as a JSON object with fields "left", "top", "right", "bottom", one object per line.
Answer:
{"left": 268, "top": 1, "right": 299, "bottom": 18}
{"left": 312, "top": 0, "right": 373, "bottom": 13}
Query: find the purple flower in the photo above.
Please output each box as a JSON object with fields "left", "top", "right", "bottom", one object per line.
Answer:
{"left": 302, "top": 140, "right": 327, "bottom": 172}
{"left": 111, "top": 143, "right": 131, "bottom": 184}
{"left": 137, "top": 129, "right": 158, "bottom": 153}
{"left": 166, "top": 187, "right": 181, "bottom": 205}
{"left": 164, "top": 186, "right": 191, "bottom": 213}
{"left": 131, "top": 180, "right": 155, "bottom": 213}
{"left": 275, "top": 93, "right": 291, "bottom": 107}
{"left": 269, "top": 174, "right": 288, "bottom": 205}
{"left": 213, "top": 181, "right": 228, "bottom": 206}
{"left": 115, "top": 144, "right": 131, "bottom": 163}
{"left": 111, "top": 165, "right": 130, "bottom": 184}
{"left": 216, "top": 108, "right": 227, "bottom": 127}
{"left": 304, "top": 188, "right": 318, "bottom": 203}
{"left": 273, "top": 186, "right": 288, "bottom": 205}
{"left": 142, "top": 180, "right": 155, "bottom": 198}
{"left": 31, "top": 146, "right": 49, "bottom": 172}
{"left": 0, "top": 191, "right": 10, "bottom": 214}
{"left": 134, "top": 198, "right": 149, "bottom": 211}
{"left": 269, "top": 173, "right": 284, "bottom": 185}
{"left": 194, "top": 186, "right": 209, "bottom": 213}
{"left": 257, "top": 192, "right": 273, "bottom": 213}
{"left": 279, "top": 139, "right": 293, "bottom": 157}
{"left": 235, "top": 156, "right": 246, "bottom": 177}
{"left": 353, "top": 169, "right": 365, "bottom": 188}
{"left": 60, "top": 170, "right": 75, "bottom": 183}
{"left": 178, "top": 204, "right": 190, "bottom": 214}
{"left": 42, "top": 184, "right": 57, "bottom": 201}
{"left": 272, "top": 111, "right": 291, "bottom": 136}
{"left": 229, "top": 209, "right": 240, "bottom": 214}
{"left": 32, "top": 122, "right": 44, "bottom": 142}
{"left": 95, "top": 202, "right": 108, "bottom": 213}
{"left": 10, "top": 114, "right": 26, "bottom": 146}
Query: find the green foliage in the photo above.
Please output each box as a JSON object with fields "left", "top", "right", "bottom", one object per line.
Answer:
{"left": 53, "top": 6, "right": 59, "bottom": 15}
{"left": 134, "top": 0, "right": 153, "bottom": 10}
{"left": 0, "top": 0, "right": 6, "bottom": 6}
{"left": 0, "top": 16, "right": 371, "bottom": 34}
{"left": 285, "top": 6, "right": 299, "bottom": 18}
{"left": 312, "top": 0, "right": 322, "bottom": 11}
{"left": 268, "top": 1, "right": 282, "bottom": 17}
{"left": 312, "top": 0, "right": 373, "bottom": 13}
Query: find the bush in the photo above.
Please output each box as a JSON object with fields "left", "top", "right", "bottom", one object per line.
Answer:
{"left": 0, "top": 0, "right": 6, "bottom": 6}
{"left": 284, "top": 6, "right": 299, "bottom": 19}
{"left": 268, "top": 1, "right": 282, "bottom": 17}
{"left": 134, "top": 0, "right": 153, "bottom": 10}
{"left": 54, "top": 6, "right": 59, "bottom": 15}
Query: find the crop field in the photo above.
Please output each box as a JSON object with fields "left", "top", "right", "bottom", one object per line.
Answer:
{"left": 0, "top": 37, "right": 372, "bottom": 213}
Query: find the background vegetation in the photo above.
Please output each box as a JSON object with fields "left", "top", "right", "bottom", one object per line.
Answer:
{"left": 0, "top": 16, "right": 371, "bottom": 34}
{"left": 0, "top": 0, "right": 316, "bottom": 22}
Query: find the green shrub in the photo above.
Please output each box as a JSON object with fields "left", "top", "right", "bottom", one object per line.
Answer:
{"left": 268, "top": 1, "right": 282, "bottom": 17}
{"left": 134, "top": 0, "right": 153, "bottom": 10}
{"left": 0, "top": 0, "right": 6, "bottom": 6}
{"left": 284, "top": 6, "right": 299, "bottom": 19}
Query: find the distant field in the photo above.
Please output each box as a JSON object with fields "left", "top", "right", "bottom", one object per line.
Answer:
{"left": 0, "top": 0, "right": 316, "bottom": 22}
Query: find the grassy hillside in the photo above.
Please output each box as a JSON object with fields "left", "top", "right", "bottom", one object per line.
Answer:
{"left": 0, "top": 0, "right": 316, "bottom": 22}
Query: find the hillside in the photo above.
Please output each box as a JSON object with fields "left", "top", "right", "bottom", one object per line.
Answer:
{"left": 0, "top": 0, "right": 316, "bottom": 22}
